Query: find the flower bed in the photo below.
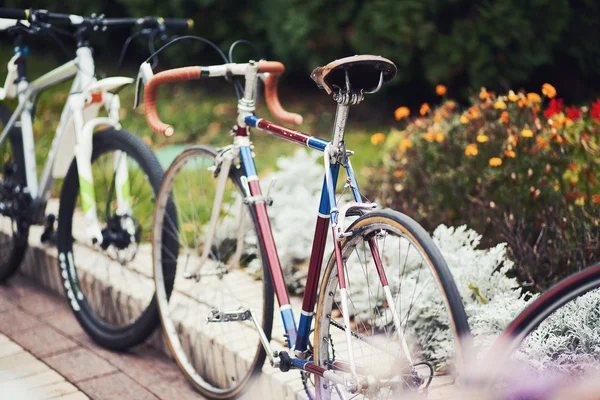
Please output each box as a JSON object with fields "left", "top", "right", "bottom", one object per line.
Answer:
{"left": 368, "top": 84, "right": 600, "bottom": 289}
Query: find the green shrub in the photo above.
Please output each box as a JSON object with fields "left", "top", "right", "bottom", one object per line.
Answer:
{"left": 367, "top": 83, "right": 600, "bottom": 290}
{"left": 3, "top": 0, "right": 600, "bottom": 101}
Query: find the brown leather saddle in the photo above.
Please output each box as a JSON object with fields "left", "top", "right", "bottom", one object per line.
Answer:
{"left": 311, "top": 55, "right": 397, "bottom": 95}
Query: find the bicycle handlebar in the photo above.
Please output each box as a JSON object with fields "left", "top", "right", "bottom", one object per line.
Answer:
{"left": 0, "top": 8, "right": 193, "bottom": 31}
{"left": 144, "top": 67, "right": 203, "bottom": 137}
{"left": 258, "top": 61, "right": 304, "bottom": 126}
{"left": 0, "top": 8, "right": 28, "bottom": 20}
{"left": 143, "top": 61, "right": 303, "bottom": 137}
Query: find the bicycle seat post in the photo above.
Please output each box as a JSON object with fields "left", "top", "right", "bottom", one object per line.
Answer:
{"left": 330, "top": 69, "right": 363, "bottom": 163}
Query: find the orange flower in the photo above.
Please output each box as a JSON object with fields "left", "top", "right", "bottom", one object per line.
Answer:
{"left": 508, "top": 134, "right": 518, "bottom": 146}
{"left": 393, "top": 170, "right": 405, "bottom": 178}
{"left": 460, "top": 115, "right": 470, "bottom": 124}
{"left": 527, "top": 93, "right": 542, "bottom": 103}
{"left": 494, "top": 100, "right": 507, "bottom": 109}
{"left": 398, "top": 139, "right": 413, "bottom": 150}
{"left": 465, "top": 143, "right": 478, "bottom": 157}
{"left": 593, "top": 194, "right": 600, "bottom": 204}
{"left": 504, "top": 150, "right": 516, "bottom": 158}
{"left": 477, "top": 134, "right": 489, "bottom": 143}
{"left": 500, "top": 111, "right": 509, "bottom": 123}
{"left": 489, "top": 157, "right": 502, "bottom": 167}
{"left": 479, "top": 88, "right": 489, "bottom": 100}
{"left": 370, "top": 132, "right": 385, "bottom": 145}
{"left": 433, "top": 115, "right": 441, "bottom": 123}
{"left": 394, "top": 106, "right": 410, "bottom": 121}
{"left": 550, "top": 132, "right": 564, "bottom": 143}
{"left": 508, "top": 90, "right": 519, "bottom": 102}
{"left": 469, "top": 107, "right": 481, "bottom": 119}
{"left": 436, "top": 84, "right": 447, "bottom": 96}
{"left": 434, "top": 133, "right": 445, "bottom": 143}
{"left": 542, "top": 83, "right": 556, "bottom": 99}
{"left": 423, "top": 132, "right": 435, "bottom": 142}
{"left": 521, "top": 129, "right": 534, "bottom": 138}
{"left": 420, "top": 103, "right": 430, "bottom": 116}
{"left": 518, "top": 98, "right": 529, "bottom": 108}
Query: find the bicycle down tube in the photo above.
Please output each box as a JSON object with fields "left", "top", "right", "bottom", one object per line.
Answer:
{"left": 244, "top": 114, "right": 361, "bottom": 356}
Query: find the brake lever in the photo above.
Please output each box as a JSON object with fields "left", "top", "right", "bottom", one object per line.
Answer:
{"left": 133, "top": 61, "right": 154, "bottom": 109}
{"left": 6, "top": 20, "right": 34, "bottom": 36}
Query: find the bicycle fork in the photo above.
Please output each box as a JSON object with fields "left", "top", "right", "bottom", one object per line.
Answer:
{"left": 69, "top": 81, "right": 133, "bottom": 246}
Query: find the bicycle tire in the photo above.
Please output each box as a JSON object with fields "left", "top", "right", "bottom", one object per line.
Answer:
{"left": 57, "top": 128, "right": 176, "bottom": 350}
{"left": 152, "top": 145, "right": 274, "bottom": 399}
{"left": 314, "top": 209, "right": 471, "bottom": 399}
{"left": 0, "top": 104, "right": 29, "bottom": 281}
{"left": 499, "top": 262, "right": 600, "bottom": 356}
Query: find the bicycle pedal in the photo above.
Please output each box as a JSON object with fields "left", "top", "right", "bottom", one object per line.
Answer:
{"left": 207, "top": 308, "right": 251, "bottom": 323}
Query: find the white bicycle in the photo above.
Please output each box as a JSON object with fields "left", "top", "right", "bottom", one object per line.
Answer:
{"left": 0, "top": 8, "right": 189, "bottom": 350}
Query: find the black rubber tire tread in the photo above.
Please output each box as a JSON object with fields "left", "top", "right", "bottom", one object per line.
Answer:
{"left": 154, "top": 145, "right": 274, "bottom": 399}
{"left": 0, "top": 104, "right": 29, "bottom": 281}
{"left": 57, "top": 128, "right": 175, "bottom": 350}
{"left": 314, "top": 209, "right": 471, "bottom": 397}
{"left": 500, "top": 263, "right": 600, "bottom": 351}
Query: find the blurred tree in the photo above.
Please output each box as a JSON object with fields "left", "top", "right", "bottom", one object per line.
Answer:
{"left": 1, "top": 0, "right": 600, "bottom": 103}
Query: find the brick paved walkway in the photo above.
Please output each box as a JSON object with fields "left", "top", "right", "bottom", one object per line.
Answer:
{"left": 0, "top": 332, "right": 87, "bottom": 399}
{"left": 0, "top": 276, "right": 205, "bottom": 400}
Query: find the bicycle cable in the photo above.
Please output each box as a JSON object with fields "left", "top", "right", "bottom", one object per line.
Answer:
{"left": 143, "top": 35, "right": 229, "bottom": 67}
{"left": 116, "top": 30, "right": 143, "bottom": 72}
{"left": 228, "top": 39, "right": 262, "bottom": 101}
{"left": 144, "top": 35, "right": 257, "bottom": 101}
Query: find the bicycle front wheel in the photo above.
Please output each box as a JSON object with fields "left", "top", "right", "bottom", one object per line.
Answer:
{"left": 153, "top": 145, "right": 274, "bottom": 399}
{"left": 314, "top": 210, "right": 470, "bottom": 399}
{"left": 57, "top": 128, "right": 174, "bottom": 350}
{"left": 496, "top": 263, "right": 600, "bottom": 377}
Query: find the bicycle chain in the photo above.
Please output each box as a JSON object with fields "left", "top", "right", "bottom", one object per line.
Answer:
{"left": 301, "top": 333, "right": 336, "bottom": 400}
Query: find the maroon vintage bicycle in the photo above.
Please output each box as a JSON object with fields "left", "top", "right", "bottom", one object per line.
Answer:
{"left": 139, "top": 42, "right": 471, "bottom": 399}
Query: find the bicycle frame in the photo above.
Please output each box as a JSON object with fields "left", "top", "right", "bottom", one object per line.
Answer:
{"left": 0, "top": 44, "right": 133, "bottom": 242}
{"left": 203, "top": 62, "right": 402, "bottom": 386}
{"left": 140, "top": 59, "right": 413, "bottom": 389}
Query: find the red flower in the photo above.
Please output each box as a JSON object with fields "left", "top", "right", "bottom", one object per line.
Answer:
{"left": 566, "top": 106, "right": 581, "bottom": 120}
{"left": 590, "top": 100, "right": 600, "bottom": 121}
{"left": 544, "top": 98, "right": 564, "bottom": 119}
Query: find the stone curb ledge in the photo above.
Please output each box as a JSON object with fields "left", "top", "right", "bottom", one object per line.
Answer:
{"left": 9, "top": 201, "right": 308, "bottom": 400}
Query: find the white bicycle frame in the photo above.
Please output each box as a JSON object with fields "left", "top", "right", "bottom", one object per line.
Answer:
{"left": 0, "top": 44, "right": 134, "bottom": 245}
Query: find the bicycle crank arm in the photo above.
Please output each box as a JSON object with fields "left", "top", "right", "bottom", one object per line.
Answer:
{"left": 207, "top": 308, "right": 281, "bottom": 368}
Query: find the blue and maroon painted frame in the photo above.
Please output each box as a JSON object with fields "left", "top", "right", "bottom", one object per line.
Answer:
{"left": 239, "top": 114, "right": 361, "bottom": 365}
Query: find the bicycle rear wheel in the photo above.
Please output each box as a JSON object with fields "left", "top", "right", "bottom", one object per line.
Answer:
{"left": 0, "top": 104, "right": 29, "bottom": 281}
{"left": 495, "top": 263, "right": 600, "bottom": 376}
{"left": 314, "top": 210, "right": 470, "bottom": 399}
{"left": 153, "top": 145, "right": 274, "bottom": 399}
